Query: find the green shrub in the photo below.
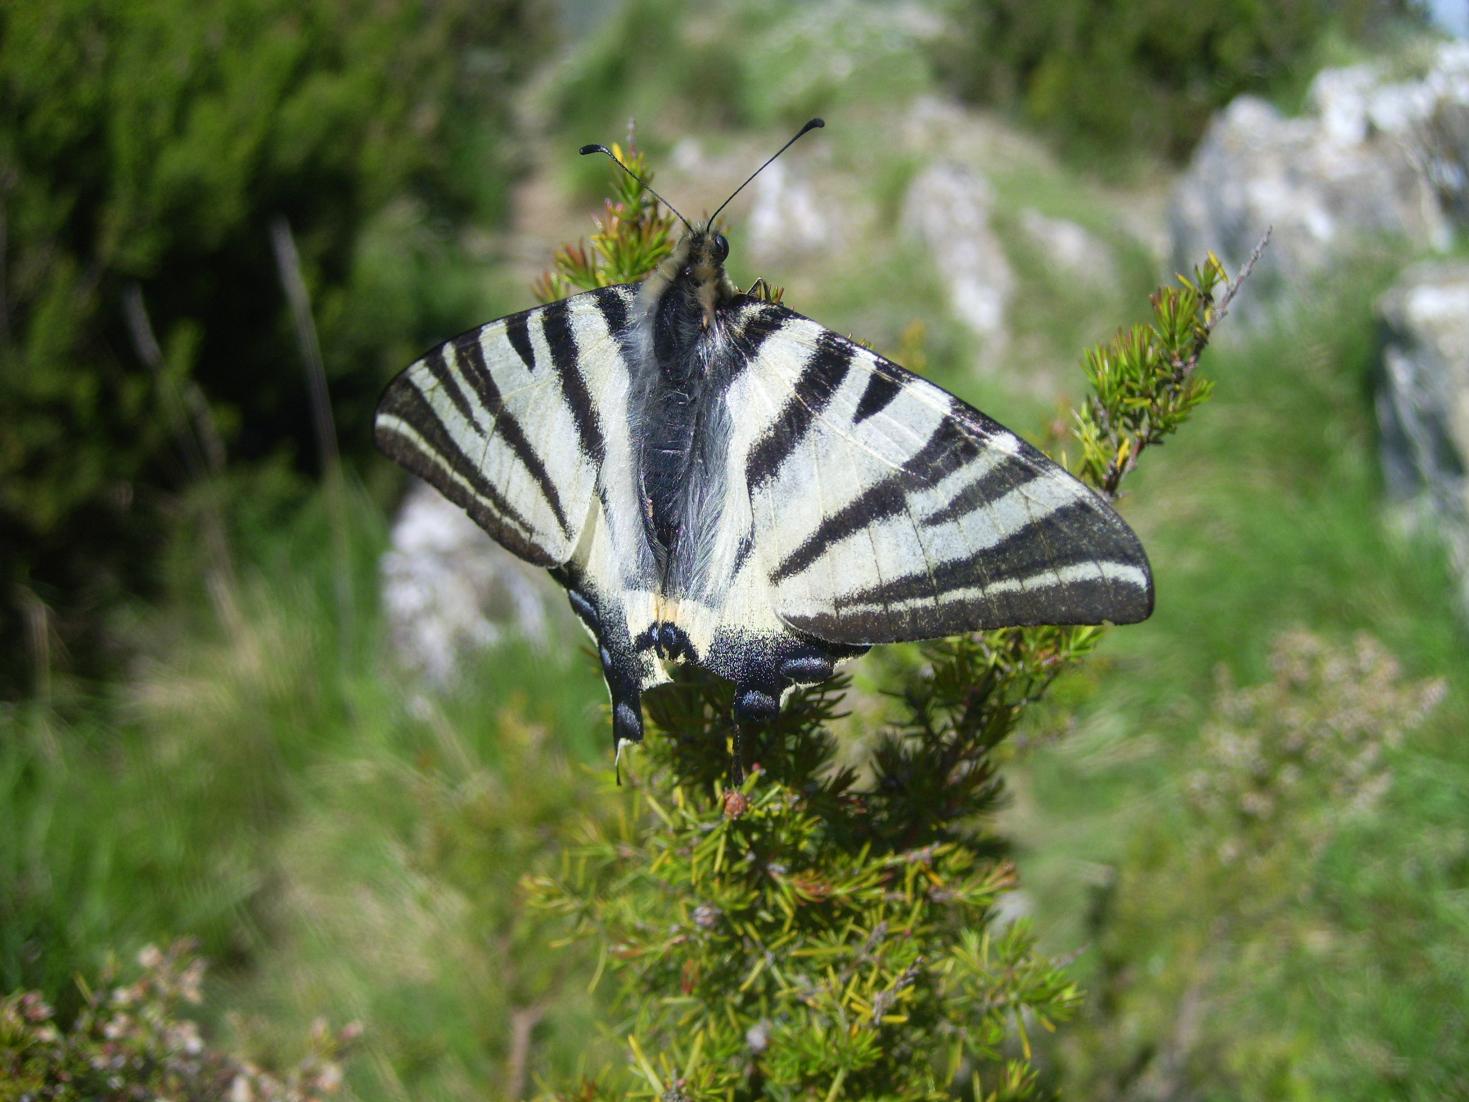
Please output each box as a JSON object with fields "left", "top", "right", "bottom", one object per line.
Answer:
{"left": 938, "top": 0, "right": 1424, "bottom": 163}
{"left": 1063, "top": 630, "right": 1449, "bottom": 1099}
{"left": 0, "top": 0, "right": 547, "bottom": 693}
{"left": 517, "top": 150, "right": 1247, "bottom": 1100}
{"left": 0, "top": 940, "right": 357, "bottom": 1101}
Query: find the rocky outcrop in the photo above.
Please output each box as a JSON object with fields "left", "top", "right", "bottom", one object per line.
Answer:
{"left": 1170, "top": 42, "right": 1469, "bottom": 315}
{"left": 745, "top": 159, "right": 832, "bottom": 260}
{"left": 1017, "top": 208, "right": 1116, "bottom": 286}
{"left": 899, "top": 162, "right": 1013, "bottom": 353}
{"left": 380, "top": 480, "right": 562, "bottom": 692}
{"left": 1375, "top": 261, "right": 1469, "bottom": 616}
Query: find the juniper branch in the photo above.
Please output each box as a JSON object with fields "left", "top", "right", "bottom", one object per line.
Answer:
{"left": 522, "top": 140, "right": 1250, "bottom": 1102}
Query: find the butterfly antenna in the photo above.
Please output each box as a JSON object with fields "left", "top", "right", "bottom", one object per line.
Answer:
{"left": 708, "top": 117, "right": 825, "bottom": 226}
{"left": 579, "top": 143, "right": 694, "bottom": 233}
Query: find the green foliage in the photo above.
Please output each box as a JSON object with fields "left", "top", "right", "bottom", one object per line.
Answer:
{"left": 1063, "top": 630, "right": 1447, "bottom": 1099}
{"left": 519, "top": 144, "right": 1244, "bottom": 1100}
{"left": 535, "top": 143, "right": 678, "bottom": 301}
{"left": 0, "top": 484, "right": 393, "bottom": 1003}
{"left": 527, "top": 674, "right": 1083, "bottom": 1101}
{"left": 937, "top": 0, "right": 1425, "bottom": 163}
{"left": 0, "top": 481, "right": 616, "bottom": 1097}
{"left": 1004, "top": 254, "right": 1469, "bottom": 1099}
{"left": 553, "top": 0, "right": 937, "bottom": 139}
{"left": 0, "top": 0, "right": 547, "bottom": 692}
{"left": 234, "top": 659, "right": 619, "bottom": 1100}
{"left": 1068, "top": 250, "right": 1233, "bottom": 495}
{"left": 0, "top": 941, "right": 356, "bottom": 1101}
{"left": 1187, "top": 630, "right": 1443, "bottom": 849}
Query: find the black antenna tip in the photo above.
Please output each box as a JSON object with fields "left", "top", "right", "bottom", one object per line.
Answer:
{"left": 802, "top": 118, "right": 825, "bottom": 133}
{"left": 580, "top": 143, "right": 610, "bottom": 156}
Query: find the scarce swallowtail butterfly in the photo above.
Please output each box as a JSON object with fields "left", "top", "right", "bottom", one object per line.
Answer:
{"left": 374, "top": 119, "right": 1153, "bottom": 772}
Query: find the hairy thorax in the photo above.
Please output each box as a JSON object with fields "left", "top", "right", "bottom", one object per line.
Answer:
{"left": 635, "top": 232, "right": 738, "bottom": 589}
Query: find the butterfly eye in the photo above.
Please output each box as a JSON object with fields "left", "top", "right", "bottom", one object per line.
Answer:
{"left": 712, "top": 234, "right": 729, "bottom": 263}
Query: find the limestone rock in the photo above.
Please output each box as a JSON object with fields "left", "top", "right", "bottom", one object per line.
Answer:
{"left": 1375, "top": 260, "right": 1469, "bottom": 615}
{"left": 1017, "top": 208, "right": 1116, "bottom": 286}
{"left": 900, "top": 162, "right": 1012, "bottom": 354}
{"left": 1170, "top": 42, "right": 1469, "bottom": 319}
{"left": 380, "top": 480, "right": 562, "bottom": 691}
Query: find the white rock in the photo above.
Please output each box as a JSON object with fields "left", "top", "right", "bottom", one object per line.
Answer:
{"left": 1308, "top": 64, "right": 1382, "bottom": 146}
{"left": 380, "top": 480, "right": 558, "bottom": 691}
{"left": 1170, "top": 42, "right": 1469, "bottom": 322}
{"left": 1376, "top": 260, "right": 1469, "bottom": 617}
{"left": 900, "top": 162, "right": 1013, "bottom": 352}
{"left": 1017, "top": 208, "right": 1115, "bottom": 284}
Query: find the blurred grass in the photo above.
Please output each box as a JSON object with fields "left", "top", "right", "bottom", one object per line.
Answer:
{"left": 1002, "top": 253, "right": 1469, "bottom": 1097}
{"left": 1, "top": 477, "right": 615, "bottom": 1096}
{"left": 551, "top": 0, "right": 939, "bottom": 144}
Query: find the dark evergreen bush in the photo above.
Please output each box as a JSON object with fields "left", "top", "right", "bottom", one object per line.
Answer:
{"left": 0, "top": 0, "right": 546, "bottom": 692}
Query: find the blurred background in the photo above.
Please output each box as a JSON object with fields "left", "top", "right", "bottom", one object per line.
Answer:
{"left": 3, "top": 0, "right": 1467, "bottom": 1097}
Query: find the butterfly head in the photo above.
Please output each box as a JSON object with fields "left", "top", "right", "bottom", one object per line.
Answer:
{"left": 652, "top": 226, "right": 736, "bottom": 330}
{"left": 672, "top": 225, "right": 730, "bottom": 278}
{"left": 583, "top": 119, "right": 822, "bottom": 329}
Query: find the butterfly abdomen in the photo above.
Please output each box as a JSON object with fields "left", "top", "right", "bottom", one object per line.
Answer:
{"left": 628, "top": 231, "right": 746, "bottom": 593}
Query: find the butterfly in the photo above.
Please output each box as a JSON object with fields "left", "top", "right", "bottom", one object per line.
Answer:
{"left": 374, "top": 119, "right": 1153, "bottom": 773}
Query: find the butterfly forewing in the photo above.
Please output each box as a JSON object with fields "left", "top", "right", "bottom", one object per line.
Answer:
{"left": 374, "top": 285, "right": 640, "bottom": 568}
{"left": 729, "top": 301, "right": 1154, "bottom": 645}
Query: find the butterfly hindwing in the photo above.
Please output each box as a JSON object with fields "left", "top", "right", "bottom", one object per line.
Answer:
{"left": 725, "top": 300, "right": 1154, "bottom": 645}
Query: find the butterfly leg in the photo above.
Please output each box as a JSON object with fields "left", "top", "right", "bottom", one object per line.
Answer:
{"left": 565, "top": 587, "right": 645, "bottom": 758}
{"left": 730, "top": 678, "right": 780, "bottom": 787}
{"left": 727, "top": 646, "right": 828, "bottom": 782}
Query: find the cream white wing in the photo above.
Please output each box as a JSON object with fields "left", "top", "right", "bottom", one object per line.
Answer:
{"left": 374, "top": 284, "right": 640, "bottom": 567}
{"left": 727, "top": 301, "right": 1154, "bottom": 645}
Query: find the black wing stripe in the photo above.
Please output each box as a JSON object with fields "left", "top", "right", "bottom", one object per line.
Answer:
{"left": 853, "top": 369, "right": 903, "bottom": 424}
{"left": 718, "top": 303, "right": 788, "bottom": 393}
{"left": 731, "top": 529, "right": 756, "bottom": 579}
{"left": 593, "top": 285, "right": 643, "bottom": 370}
{"left": 840, "top": 499, "right": 1114, "bottom": 609}
{"left": 772, "top": 481, "right": 907, "bottom": 583}
{"left": 592, "top": 284, "right": 630, "bottom": 336}
{"left": 736, "top": 304, "right": 788, "bottom": 358}
{"left": 379, "top": 383, "right": 542, "bottom": 549}
{"left": 542, "top": 299, "right": 607, "bottom": 465}
{"left": 747, "top": 330, "right": 854, "bottom": 490}
{"left": 922, "top": 455, "right": 1042, "bottom": 529}
{"left": 794, "top": 568, "right": 1142, "bottom": 640}
{"left": 505, "top": 312, "right": 536, "bottom": 372}
{"left": 420, "top": 344, "right": 476, "bottom": 428}
{"left": 769, "top": 421, "right": 961, "bottom": 583}
{"left": 450, "top": 332, "right": 572, "bottom": 536}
